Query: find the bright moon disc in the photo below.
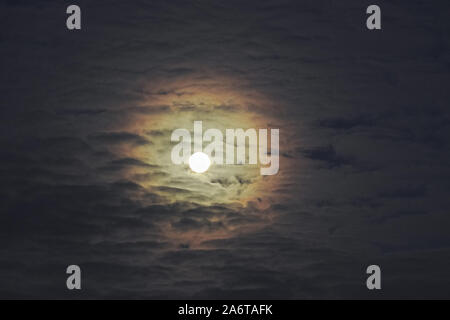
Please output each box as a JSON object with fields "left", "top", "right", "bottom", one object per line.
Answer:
{"left": 189, "top": 152, "right": 211, "bottom": 173}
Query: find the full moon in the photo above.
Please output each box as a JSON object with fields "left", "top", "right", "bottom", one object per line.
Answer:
{"left": 189, "top": 152, "right": 211, "bottom": 173}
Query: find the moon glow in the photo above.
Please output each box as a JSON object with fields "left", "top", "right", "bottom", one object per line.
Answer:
{"left": 189, "top": 152, "right": 211, "bottom": 173}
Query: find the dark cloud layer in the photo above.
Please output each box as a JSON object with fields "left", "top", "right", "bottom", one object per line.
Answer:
{"left": 1, "top": 0, "right": 450, "bottom": 299}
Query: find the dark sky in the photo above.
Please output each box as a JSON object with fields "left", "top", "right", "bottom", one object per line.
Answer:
{"left": 1, "top": 0, "right": 450, "bottom": 299}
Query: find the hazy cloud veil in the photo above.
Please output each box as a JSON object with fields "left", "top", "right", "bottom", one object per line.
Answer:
{"left": 0, "top": 0, "right": 449, "bottom": 298}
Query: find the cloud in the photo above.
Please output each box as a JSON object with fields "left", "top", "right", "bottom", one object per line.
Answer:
{"left": 88, "top": 132, "right": 152, "bottom": 146}
{"left": 372, "top": 210, "right": 428, "bottom": 224}
{"left": 1, "top": 0, "right": 450, "bottom": 299}
{"left": 319, "top": 114, "right": 377, "bottom": 130}
{"left": 299, "top": 144, "right": 355, "bottom": 168}
{"left": 378, "top": 185, "right": 428, "bottom": 199}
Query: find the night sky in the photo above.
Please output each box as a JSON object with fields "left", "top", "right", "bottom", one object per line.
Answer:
{"left": 1, "top": 0, "right": 450, "bottom": 299}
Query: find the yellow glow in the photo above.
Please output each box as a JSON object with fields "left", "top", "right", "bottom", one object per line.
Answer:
{"left": 189, "top": 152, "right": 211, "bottom": 173}
{"left": 115, "top": 75, "right": 287, "bottom": 248}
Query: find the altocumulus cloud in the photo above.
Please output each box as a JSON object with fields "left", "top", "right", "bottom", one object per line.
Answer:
{"left": 0, "top": 0, "right": 450, "bottom": 298}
